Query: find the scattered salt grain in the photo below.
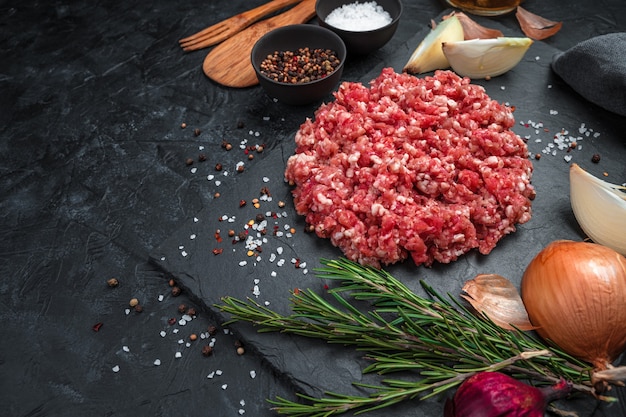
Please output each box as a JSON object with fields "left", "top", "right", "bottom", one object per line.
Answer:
{"left": 112, "top": 365, "right": 120, "bottom": 373}
{"left": 190, "top": 167, "right": 197, "bottom": 174}
{"left": 175, "top": 352, "right": 182, "bottom": 358}
{"left": 222, "top": 384, "right": 228, "bottom": 390}
{"left": 238, "top": 409, "right": 245, "bottom": 415}
{"left": 250, "top": 370, "right": 257, "bottom": 378}
{"left": 154, "top": 359, "right": 161, "bottom": 366}
{"left": 207, "top": 371, "right": 215, "bottom": 378}
{"left": 158, "top": 294, "right": 164, "bottom": 302}
{"left": 326, "top": 1, "right": 392, "bottom": 31}
{"left": 160, "top": 330, "right": 167, "bottom": 337}
{"left": 122, "top": 346, "right": 130, "bottom": 352}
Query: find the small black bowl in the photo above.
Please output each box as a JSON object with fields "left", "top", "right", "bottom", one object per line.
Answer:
{"left": 316, "top": 0, "right": 403, "bottom": 55}
{"left": 251, "top": 24, "right": 347, "bottom": 106}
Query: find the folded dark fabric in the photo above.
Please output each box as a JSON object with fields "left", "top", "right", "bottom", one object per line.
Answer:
{"left": 551, "top": 32, "right": 626, "bottom": 117}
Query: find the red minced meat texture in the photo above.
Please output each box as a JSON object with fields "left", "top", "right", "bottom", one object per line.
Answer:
{"left": 285, "top": 68, "right": 535, "bottom": 268}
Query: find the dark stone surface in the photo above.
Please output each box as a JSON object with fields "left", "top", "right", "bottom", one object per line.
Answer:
{"left": 1, "top": 0, "right": 625, "bottom": 416}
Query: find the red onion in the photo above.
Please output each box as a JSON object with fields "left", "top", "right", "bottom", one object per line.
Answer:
{"left": 444, "top": 372, "right": 571, "bottom": 417}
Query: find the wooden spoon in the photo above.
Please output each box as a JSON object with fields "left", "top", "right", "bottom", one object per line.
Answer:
{"left": 202, "top": 0, "right": 317, "bottom": 88}
{"left": 179, "top": 0, "right": 303, "bottom": 51}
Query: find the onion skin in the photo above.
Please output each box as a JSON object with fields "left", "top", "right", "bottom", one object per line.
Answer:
{"left": 521, "top": 240, "right": 626, "bottom": 371}
{"left": 444, "top": 372, "right": 571, "bottom": 417}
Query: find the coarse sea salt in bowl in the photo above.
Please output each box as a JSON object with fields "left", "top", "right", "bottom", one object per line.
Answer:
{"left": 316, "top": 0, "right": 402, "bottom": 55}
{"left": 251, "top": 24, "right": 347, "bottom": 106}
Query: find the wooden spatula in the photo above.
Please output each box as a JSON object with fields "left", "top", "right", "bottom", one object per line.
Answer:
{"left": 202, "top": 0, "right": 317, "bottom": 88}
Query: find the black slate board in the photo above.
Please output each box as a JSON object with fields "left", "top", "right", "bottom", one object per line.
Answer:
{"left": 150, "top": 24, "right": 626, "bottom": 416}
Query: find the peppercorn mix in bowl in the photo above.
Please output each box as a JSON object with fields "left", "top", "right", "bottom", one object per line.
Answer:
{"left": 251, "top": 24, "right": 347, "bottom": 106}
{"left": 316, "top": 0, "right": 402, "bottom": 55}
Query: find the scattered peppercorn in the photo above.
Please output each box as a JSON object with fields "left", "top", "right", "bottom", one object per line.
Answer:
{"left": 178, "top": 303, "right": 187, "bottom": 314}
{"left": 193, "top": 128, "right": 201, "bottom": 137}
{"left": 168, "top": 317, "right": 177, "bottom": 325}
{"left": 256, "top": 145, "right": 264, "bottom": 153}
{"left": 236, "top": 347, "right": 245, "bottom": 355}
{"left": 171, "top": 286, "right": 182, "bottom": 297}
{"left": 187, "top": 307, "right": 197, "bottom": 317}
{"left": 237, "top": 121, "right": 245, "bottom": 129}
{"left": 134, "top": 304, "right": 143, "bottom": 313}
{"left": 236, "top": 164, "right": 245, "bottom": 173}
{"left": 207, "top": 325, "right": 218, "bottom": 335}
{"left": 212, "top": 248, "right": 224, "bottom": 255}
{"left": 181, "top": 122, "right": 187, "bottom": 129}
{"left": 185, "top": 158, "right": 194, "bottom": 166}
{"left": 201, "top": 345, "right": 213, "bottom": 356}
{"left": 129, "top": 298, "right": 139, "bottom": 307}
{"left": 107, "top": 278, "right": 119, "bottom": 287}
{"left": 215, "top": 163, "right": 223, "bottom": 171}
{"left": 259, "top": 47, "right": 341, "bottom": 84}
{"left": 277, "top": 200, "right": 285, "bottom": 208}
{"left": 189, "top": 333, "right": 198, "bottom": 341}
{"left": 239, "top": 199, "right": 247, "bottom": 207}
{"left": 256, "top": 213, "right": 265, "bottom": 222}
{"left": 92, "top": 322, "right": 103, "bottom": 332}
{"left": 168, "top": 279, "right": 176, "bottom": 287}
{"left": 198, "top": 153, "right": 207, "bottom": 162}
{"left": 591, "top": 153, "right": 601, "bottom": 163}
{"left": 534, "top": 153, "right": 541, "bottom": 160}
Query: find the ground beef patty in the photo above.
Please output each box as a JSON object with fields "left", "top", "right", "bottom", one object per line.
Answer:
{"left": 285, "top": 68, "right": 535, "bottom": 268}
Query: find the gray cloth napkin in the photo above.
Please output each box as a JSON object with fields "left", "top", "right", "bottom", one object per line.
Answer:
{"left": 551, "top": 32, "right": 626, "bottom": 117}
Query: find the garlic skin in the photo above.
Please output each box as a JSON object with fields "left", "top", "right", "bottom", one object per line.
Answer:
{"left": 444, "top": 372, "right": 571, "bottom": 417}
{"left": 403, "top": 15, "right": 464, "bottom": 74}
{"left": 521, "top": 240, "right": 626, "bottom": 371}
{"left": 442, "top": 37, "right": 533, "bottom": 79}
{"left": 461, "top": 274, "right": 535, "bottom": 331}
{"left": 570, "top": 163, "right": 626, "bottom": 256}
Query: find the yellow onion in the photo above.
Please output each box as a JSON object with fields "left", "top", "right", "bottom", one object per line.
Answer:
{"left": 521, "top": 240, "right": 626, "bottom": 371}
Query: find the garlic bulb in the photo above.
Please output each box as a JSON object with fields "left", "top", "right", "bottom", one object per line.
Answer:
{"left": 570, "top": 163, "right": 626, "bottom": 255}
{"left": 403, "top": 15, "right": 464, "bottom": 74}
{"left": 521, "top": 240, "right": 626, "bottom": 371}
{"left": 442, "top": 37, "right": 533, "bottom": 79}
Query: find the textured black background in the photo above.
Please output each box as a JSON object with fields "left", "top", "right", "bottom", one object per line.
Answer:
{"left": 1, "top": 1, "right": 625, "bottom": 416}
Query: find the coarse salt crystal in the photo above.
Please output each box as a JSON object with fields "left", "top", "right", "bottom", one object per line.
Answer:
{"left": 122, "top": 346, "right": 130, "bottom": 352}
{"left": 326, "top": 1, "right": 392, "bottom": 31}
{"left": 154, "top": 359, "right": 161, "bottom": 366}
{"left": 250, "top": 370, "right": 257, "bottom": 378}
{"left": 112, "top": 365, "right": 120, "bottom": 373}
{"left": 222, "top": 384, "right": 228, "bottom": 390}
{"left": 160, "top": 330, "right": 167, "bottom": 337}
{"left": 238, "top": 409, "right": 245, "bottom": 415}
{"left": 175, "top": 352, "right": 182, "bottom": 358}
{"left": 158, "top": 294, "right": 164, "bottom": 301}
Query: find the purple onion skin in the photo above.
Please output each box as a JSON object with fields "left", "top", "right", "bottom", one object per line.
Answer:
{"left": 444, "top": 372, "right": 572, "bottom": 417}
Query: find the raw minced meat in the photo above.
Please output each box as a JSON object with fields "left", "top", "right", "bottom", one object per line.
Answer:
{"left": 284, "top": 68, "right": 535, "bottom": 268}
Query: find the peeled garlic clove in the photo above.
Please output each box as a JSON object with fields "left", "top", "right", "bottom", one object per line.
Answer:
{"left": 403, "top": 15, "right": 464, "bottom": 74}
{"left": 442, "top": 37, "right": 533, "bottom": 79}
{"left": 461, "top": 274, "right": 535, "bottom": 331}
{"left": 569, "top": 163, "right": 626, "bottom": 255}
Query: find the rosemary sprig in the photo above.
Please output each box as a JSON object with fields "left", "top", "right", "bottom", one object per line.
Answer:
{"left": 217, "top": 258, "right": 600, "bottom": 416}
